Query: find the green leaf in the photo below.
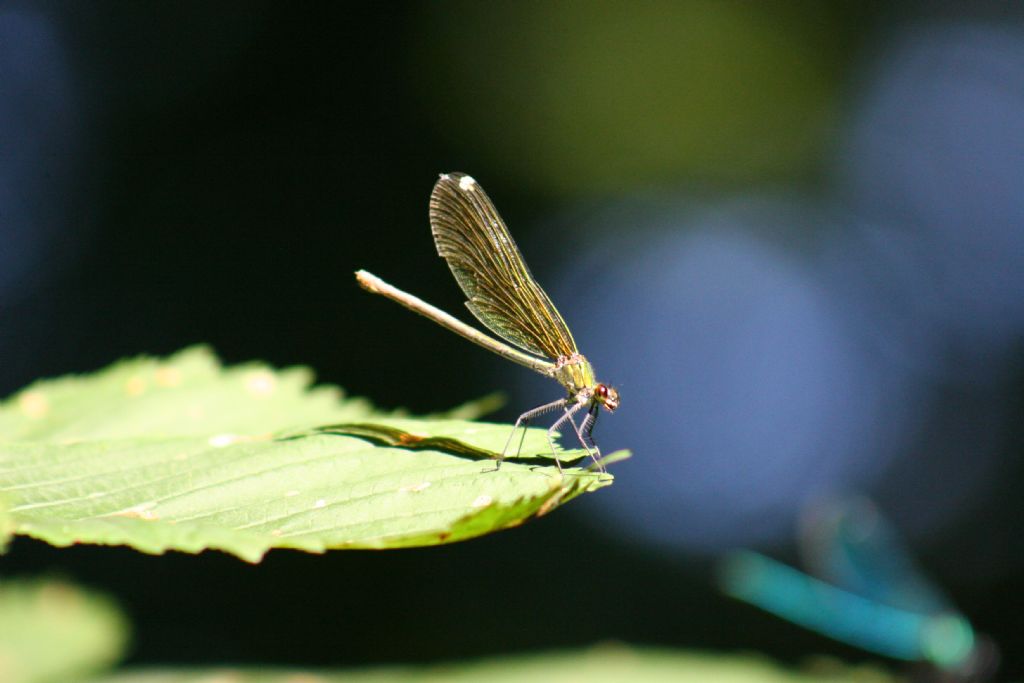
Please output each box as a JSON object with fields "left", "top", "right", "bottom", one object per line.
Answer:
{"left": 79, "top": 647, "right": 896, "bottom": 682}
{"left": 0, "top": 578, "right": 128, "bottom": 683}
{"left": 0, "top": 346, "right": 371, "bottom": 441}
{"left": 0, "top": 347, "right": 620, "bottom": 561}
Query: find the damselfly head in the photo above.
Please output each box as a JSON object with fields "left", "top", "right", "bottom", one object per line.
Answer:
{"left": 595, "top": 384, "right": 620, "bottom": 412}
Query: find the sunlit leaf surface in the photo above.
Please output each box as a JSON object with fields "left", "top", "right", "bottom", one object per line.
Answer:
{"left": 0, "top": 347, "right": 617, "bottom": 562}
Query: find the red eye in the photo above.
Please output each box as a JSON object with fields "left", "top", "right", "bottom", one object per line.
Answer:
{"left": 596, "top": 384, "right": 620, "bottom": 412}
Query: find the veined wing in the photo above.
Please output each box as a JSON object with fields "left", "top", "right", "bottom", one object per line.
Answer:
{"left": 429, "top": 172, "right": 577, "bottom": 360}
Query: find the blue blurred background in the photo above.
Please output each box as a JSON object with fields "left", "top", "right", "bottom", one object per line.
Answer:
{"left": 2, "top": 0, "right": 1022, "bottom": 676}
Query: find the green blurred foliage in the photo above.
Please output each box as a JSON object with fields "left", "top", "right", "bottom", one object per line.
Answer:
{"left": 0, "top": 579, "right": 128, "bottom": 683}
{"left": 413, "top": 0, "right": 870, "bottom": 195}
{"left": 86, "top": 646, "right": 895, "bottom": 683}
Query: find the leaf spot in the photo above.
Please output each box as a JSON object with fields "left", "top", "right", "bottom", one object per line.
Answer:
{"left": 244, "top": 370, "right": 276, "bottom": 397}
{"left": 124, "top": 375, "right": 146, "bottom": 396}
{"left": 209, "top": 434, "right": 238, "bottom": 448}
{"left": 314, "top": 499, "right": 327, "bottom": 509}
{"left": 536, "top": 487, "right": 570, "bottom": 517}
{"left": 399, "top": 481, "right": 431, "bottom": 493}
{"left": 18, "top": 391, "right": 49, "bottom": 418}
{"left": 471, "top": 495, "right": 492, "bottom": 508}
{"left": 155, "top": 366, "right": 183, "bottom": 387}
{"left": 112, "top": 503, "right": 159, "bottom": 521}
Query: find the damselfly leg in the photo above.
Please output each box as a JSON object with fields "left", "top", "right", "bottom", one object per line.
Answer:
{"left": 499, "top": 397, "right": 567, "bottom": 470}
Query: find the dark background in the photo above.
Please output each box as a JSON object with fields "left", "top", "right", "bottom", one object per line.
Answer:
{"left": 2, "top": 1, "right": 1023, "bottom": 677}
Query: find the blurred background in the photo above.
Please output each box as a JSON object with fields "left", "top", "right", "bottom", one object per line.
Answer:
{"left": 2, "top": 0, "right": 1023, "bottom": 677}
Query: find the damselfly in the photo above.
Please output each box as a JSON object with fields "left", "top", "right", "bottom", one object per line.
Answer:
{"left": 356, "top": 173, "right": 619, "bottom": 471}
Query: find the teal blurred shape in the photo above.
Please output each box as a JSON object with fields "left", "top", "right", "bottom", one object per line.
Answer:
{"left": 717, "top": 498, "right": 995, "bottom": 677}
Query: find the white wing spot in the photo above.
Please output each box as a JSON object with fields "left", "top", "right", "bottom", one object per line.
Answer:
{"left": 471, "top": 494, "right": 492, "bottom": 508}
{"left": 459, "top": 175, "right": 476, "bottom": 191}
